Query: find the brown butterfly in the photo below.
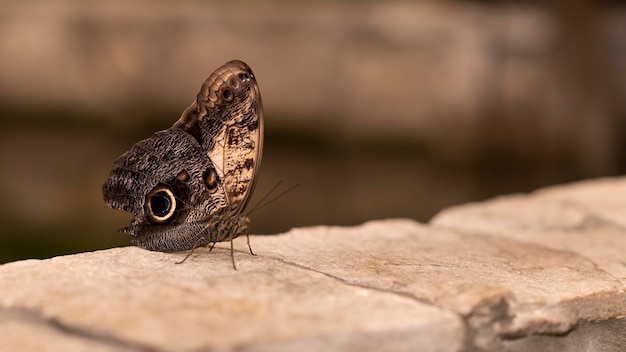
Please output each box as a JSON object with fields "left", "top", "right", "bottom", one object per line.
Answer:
{"left": 102, "top": 60, "right": 263, "bottom": 269}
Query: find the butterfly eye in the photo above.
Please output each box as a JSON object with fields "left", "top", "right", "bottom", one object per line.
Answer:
{"left": 222, "top": 88, "right": 233, "bottom": 102}
{"left": 203, "top": 168, "right": 218, "bottom": 189}
{"left": 146, "top": 186, "right": 176, "bottom": 223}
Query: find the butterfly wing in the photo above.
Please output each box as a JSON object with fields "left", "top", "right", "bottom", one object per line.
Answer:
{"left": 102, "top": 128, "right": 231, "bottom": 251}
{"left": 103, "top": 60, "right": 263, "bottom": 252}
{"left": 175, "top": 60, "right": 264, "bottom": 216}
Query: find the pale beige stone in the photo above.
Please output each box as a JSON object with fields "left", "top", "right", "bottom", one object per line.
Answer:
{"left": 432, "top": 177, "right": 626, "bottom": 285}
{"left": 246, "top": 220, "right": 624, "bottom": 340}
{"left": 0, "top": 243, "right": 463, "bottom": 352}
{"left": 0, "top": 308, "right": 126, "bottom": 352}
{"left": 3, "top": 178, "right": 626, "bottom": 351}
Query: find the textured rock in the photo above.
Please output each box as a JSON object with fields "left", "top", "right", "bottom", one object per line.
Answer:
{"left": 2, "top": 178, "right": 626, "bottom": 351}
{"left": 0, "top": 236, "right": 463, "bottom": 352}
{"left": 432, "top": 177, "right": 626, "bottom": 288}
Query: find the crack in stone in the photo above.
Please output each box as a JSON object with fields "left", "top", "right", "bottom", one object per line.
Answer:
{"left": 210, "top": 238, "right": 626, "bottom": 351}
{"left": 187, "top": 248, "right": 491, "bottom": 350}
{"left": 263, "top": 254, "right": 434, "bottom": 306}
{"left": 261, "top": 253, "right": 487, "bottom": 349}
{"left": 263, "top": 254, "right": 599, "bottom": 352}
{"left": 264, "top": 255, "right": 533, "bottom": 351}
{"left": 0, "top": 306, "right": 162, "bottom": 352}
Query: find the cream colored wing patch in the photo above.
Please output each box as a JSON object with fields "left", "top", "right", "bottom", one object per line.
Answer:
{"left": 193, "top": 60, "right": 263, "bottom": 215}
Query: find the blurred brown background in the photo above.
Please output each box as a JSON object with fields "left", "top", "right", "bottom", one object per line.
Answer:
{"left": 1, "top": 0, "right": 625, "bottom": 263}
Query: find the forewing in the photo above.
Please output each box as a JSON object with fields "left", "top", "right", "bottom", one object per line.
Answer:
{"left": 174, "top": 60, "right": 263, "bottom": 216}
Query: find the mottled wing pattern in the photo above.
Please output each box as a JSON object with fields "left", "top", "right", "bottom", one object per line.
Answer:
{"left": 103, "top": 60, "right": 263, "bottom": 259}
{"left": 175, "top": 60, "right": 263, "bottom": 216}
{"left": 102, "top": 129, "right": 229, "bottom": 251}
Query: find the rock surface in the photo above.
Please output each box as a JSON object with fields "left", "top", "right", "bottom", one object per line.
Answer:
{"left": 2, "top": 178, "right": 626, "bottom": 351}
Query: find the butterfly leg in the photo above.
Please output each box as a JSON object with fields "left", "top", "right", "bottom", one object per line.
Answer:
{"left": 246, "top": 233, "right": 256, "bottom": 256}
{"left": 175, "top": 235, "right": 207, "bottom": 264}
{"left": 230, "top": 238, "right": 237, "bottom": 270}
{"left": 176, "top": 244, "right": 199, "bottom": 264}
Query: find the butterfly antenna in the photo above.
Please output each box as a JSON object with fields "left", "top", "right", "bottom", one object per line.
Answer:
{"left": 247, "top": 180, "right": 283, "bottom": 212}
{"left": 247, "top": 182, "right": 300, "bottom": 216}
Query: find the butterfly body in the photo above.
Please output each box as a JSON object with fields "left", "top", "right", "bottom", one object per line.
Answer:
{"left": 103, "top": 60, "right": 263, "bottom": 262}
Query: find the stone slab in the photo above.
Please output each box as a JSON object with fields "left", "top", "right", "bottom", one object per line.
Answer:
{"left": 432, "top": 177, "right": 626, "bottom": 285}
{"left": 2, "top": 178, "right": 626, "bottom": 351}
{"left": 0, "top": 240, "right": 463, "bottom": 352}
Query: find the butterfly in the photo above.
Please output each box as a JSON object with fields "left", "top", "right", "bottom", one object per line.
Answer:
{"left": 102, "top": 60, "right": 263, "bottom": 269}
